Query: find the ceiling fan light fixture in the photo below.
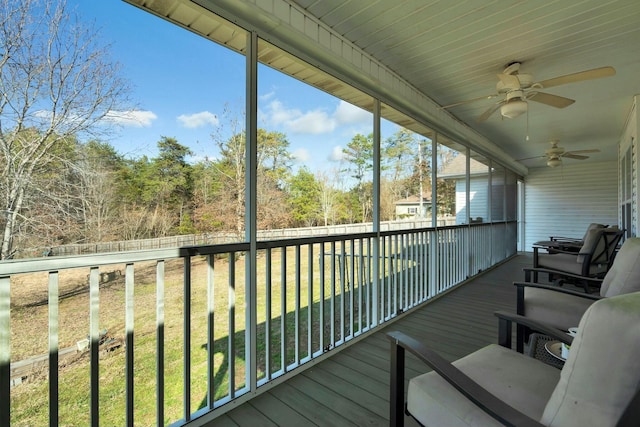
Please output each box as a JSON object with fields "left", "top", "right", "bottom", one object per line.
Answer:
{"left": 547, "top": 157, "right": 562, "bottom": 168}
{"left": 500, "top": 99, "right": 528, "bottom": 118}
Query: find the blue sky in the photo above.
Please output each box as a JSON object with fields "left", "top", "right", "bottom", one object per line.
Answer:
{"left": 70, "top": 0, "right": 381, "bottom": 173}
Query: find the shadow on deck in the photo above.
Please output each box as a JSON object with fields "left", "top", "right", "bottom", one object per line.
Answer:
{"left": 209, "top": 253, "right": 533, "bottom": 426}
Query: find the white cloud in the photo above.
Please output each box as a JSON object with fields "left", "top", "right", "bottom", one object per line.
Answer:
{"left": 292, "top": 148, "right": 310, "bottom": 162}
{"left": 334, "top": 100, "right": 371, "bottom": 125}
{"left": 261, "top": 98, "right": 371, "bottom": 135}
{"left": 104, "top": 110, "right": 157, "bottom": 127}
{"left": 289, "top": 110, "right": 336, "bottom": 134}
{"left": 329, "top": 146, "right": 344, "bottom": 162}
{"left": 260, "top": 91, "right": 276, "bottom": 102}
{"left": 177, "top": 111, "right": 219, "bottom": 129}
{"left": 267, "top": 100, "right": 302, "bottom": 125}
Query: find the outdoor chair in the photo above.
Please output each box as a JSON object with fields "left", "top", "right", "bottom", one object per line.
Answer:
{"left": 514, "top": 237, "right": 640, "bottom": 352}
{"left": 528, "top": 227, "right": 624, "bottom": 292}
{"left": 536, "top": 222, "right": 606, "bottom": 252}
{"left": 387, "top": 291, "right": 640, "bottom": 427}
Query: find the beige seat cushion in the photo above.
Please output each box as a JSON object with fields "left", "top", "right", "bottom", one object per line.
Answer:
{"left": 537, "top": 253, "right": 585, "bottom": 275}
{"left": 407, "top": 344, "right": 560, "bottom": 427}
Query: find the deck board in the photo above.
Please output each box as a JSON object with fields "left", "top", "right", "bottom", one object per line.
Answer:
{"left": 210, "top": 254, "right": 532, "bottom": 426}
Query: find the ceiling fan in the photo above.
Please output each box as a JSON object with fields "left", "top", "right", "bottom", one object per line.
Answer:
{"left": 519, "top": 140, "right": 600, "bottom": 167}
{"left": 442, "top": 62, "right": 616, "bottom": 122}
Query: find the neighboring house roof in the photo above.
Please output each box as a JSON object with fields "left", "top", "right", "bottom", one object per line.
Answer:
{"left": 439, "top": 155, "right": 489, "bottom": 179}
{"left": 394, "top": 195, "right": 431, "bottom": 206}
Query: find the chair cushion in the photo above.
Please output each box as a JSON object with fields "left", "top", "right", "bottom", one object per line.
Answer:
{"left": 582, "top": 223, "right": 605, "bottom": 242}
{"left": 577, "top": 228, "right": 604, "bottom": 263}
{"left": 407, "top": 344, "right": 560, "bottom": 427}
{"left": 600, "top": 237, "right": 640, "bottom": 297}
{"left": 537, "top": 253, "right": 584, "bottom": 275}
{"left": 523, "top": 287, "right": 595, "bottom": 330}
{"left": 542, "top": 292, "right": 640, "bottom": 427}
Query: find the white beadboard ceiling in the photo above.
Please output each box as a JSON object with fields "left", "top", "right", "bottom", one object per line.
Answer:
{"left": 126, "top": 0, "right": 640, "bottom": 171}
{"left": 289, "top": 0, "right": 640, "bottom": 168}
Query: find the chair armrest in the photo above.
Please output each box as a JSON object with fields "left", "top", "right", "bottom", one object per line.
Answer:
{"left": 549, "top": 236, "right": 581, "bottom": 243}
{"left": 494, "top": 311, "right": 574, "bottom": 347}
{"left": 386, "top": 331, "right": 544, "bottom": 427}
{"left": 514, "top": 281, "right": 602, "bottom": 300}
{"left": 523, "top": 266, "right": 605, "bottom": 284}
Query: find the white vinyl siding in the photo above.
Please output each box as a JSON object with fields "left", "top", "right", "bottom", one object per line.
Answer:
{"left": 523, "top": 161, "right": 618, "bottom": 251}
{"left": 456, "top": 177, "right": 489, "bottom": 224}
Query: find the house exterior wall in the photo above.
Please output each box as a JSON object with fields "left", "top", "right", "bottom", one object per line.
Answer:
{"left": 523, "top": 161, "right": 618, "bottom": 251}
{"left": 395, "top": 203, "right": 428, "bottom": 219}
{"left": 455, "top": 178, "right": 489, "bottom": 224}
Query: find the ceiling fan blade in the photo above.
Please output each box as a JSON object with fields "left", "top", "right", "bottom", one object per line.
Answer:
{"left": 476, "top": 101, "right": 504, "bottom": 122}
{"left": 516, "top": 155, "right": 545, "bottom": 161}
{"left": 536, "top": 66, "right": 616, "bottom": 89}
{"left": 441, "top": 93, "right": 499, "bottom": 109}
{"left": 565, "top": 149, "right": 600, "bottom": 155}
{"left": 497, "top": 73, "right": 520, "bottom": 88}
{"left": 528, "top": 91, "right": 575, "bottom": 108}
{"left": 562, "top": 153, "right": 589, "bottom": 160}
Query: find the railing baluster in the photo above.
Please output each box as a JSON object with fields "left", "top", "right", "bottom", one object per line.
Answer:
{"left": 265, "top": 248, "right": 272, "bottom": 379}
{"left": 294, "top": 245, "right": 300, "bottom": 365}
{"left": 357, "top": 238, "right": 363, "bottom": 332}
{"left": 156, "top": 261, "right": 165, "bottom": 427}
{"left": 307, "top": 244, "right": 313, "bottom": 358}
{"left": 228, "top": 252, "right": 236, "bottom": 396}
{"left": 339, "top": 240, "right": 345, "bottom": 343}
{"left": 48, "top": 271, "right": 59, "bottom": 427}
{"left": 0, "top": 276, "right": 8, "bottom": 427}
{"left": 125, "top": 263, "right": 135, "bottom": 427}
{"left": 89, "top": 267, "right": 100, "bottom": 427}
{"left": 207, "top": 255, "right": 215, "bottom": 407}
{"left": 280, "top": 248, "right": 286, "bottom": 373}
{"left": 183, "top": 257, "right": 191, "bottom": 420}
{"left": 381, "top": 236, "right": 387, "bottom": 322}
{"left": 319, "top": 242, "right": 325, "bottom": 353}
{"left": 330, "top": 241, "right": 336, "bottom": 347}
{"left": 349, "top": 239, "right": 355, "bottom": 337}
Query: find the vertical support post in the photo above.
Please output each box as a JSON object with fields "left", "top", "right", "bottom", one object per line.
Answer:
{"left": 430, "top": 135, "right": 439, "bottom": 296}
{"left": 466, "top": 147, "right": 472, "bottom": 277}
{"left": 245, "top": 30, "right": 259, "bottom": 394}
{"left": 372, "top": 98, "right": 381, "bottom": 326}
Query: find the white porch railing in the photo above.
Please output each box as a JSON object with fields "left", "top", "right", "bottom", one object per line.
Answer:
{"left": 0, "top": 221, "right": 516, "bottom": 426}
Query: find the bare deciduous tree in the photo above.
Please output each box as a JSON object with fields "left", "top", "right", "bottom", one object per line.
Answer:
{"left": 0, "top": 0, "right": 131, "bottom": 259}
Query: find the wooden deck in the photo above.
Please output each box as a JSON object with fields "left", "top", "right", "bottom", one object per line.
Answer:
{"left": 207, "top": 253, "right": 533, "bottom": 426}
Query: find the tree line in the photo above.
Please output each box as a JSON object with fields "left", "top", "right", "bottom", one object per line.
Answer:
{"left": 0, "top": 123, "right": 457, "bottom": 259}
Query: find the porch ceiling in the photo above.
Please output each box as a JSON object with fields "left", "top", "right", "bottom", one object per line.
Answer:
{"left": 289, "top": 0, "right": 640, "bottom": 169}
{"left": 126, "top": 0, "right": 640, "bottom": 171}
